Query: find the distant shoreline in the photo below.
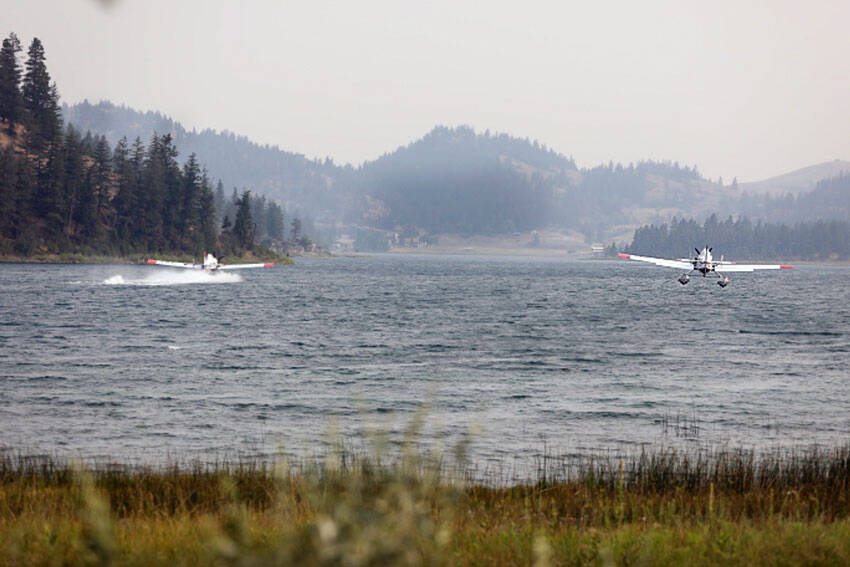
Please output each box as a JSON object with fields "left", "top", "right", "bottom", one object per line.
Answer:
{"left": 0, "top": 252, "right": 293, "bottom": 265}
{"left": 387, "top": 245, "right": 576, "bottom": 258}
{"left": 383, "top": 247, "right": 850, "bottom": 265}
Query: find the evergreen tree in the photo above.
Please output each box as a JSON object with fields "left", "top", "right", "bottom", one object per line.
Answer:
{"left": 76, "top": 159, "right": 99, "bottom": 241}
{"left": 33, "top": 131, "right": 66, "bottom": 240}
{"left": 91, "top": 135, "right": 112, "bottom": 223}
{"left": 214, "top": 179, "right": 225, "bottom": 229}
{"left": 266, "top": 201, "right": 284, "bottom": 241}
{"left": 112, "top": 137, "right": 134, "bottom": 250}
{"left": 158, "top": 134, "right": 182, "bottom": 249}
{"left": 197, "top": 168, "right": 217, "bottom": 252}
{"left": 290, "top": 217, "right": 302, "bottom": 244}
{"left": 62, "top": 125, "right": 86, "bottom": 238}
{"left": 0, "top": 146, "right": 19, "bottom": 238}
{"left": 0, "top": 33, "right": 22, "bottom": 134}
{"left": 250, "top": 193, "right": 267, "bottom": 240}
{"left": 0, "top": 33, "right": 297, "bottom": 258}
{"left": 10, "top": 157, "right": 35, "bottom": 254}
{"left": 233, "top": 190, "right": 254, "bottom": 250}
{"left": 180, "top": 152, "right": 201, "bottom": 247}
{"left": 128, "top": 137, "right": 145, "bottom": 243}
{"left": 140, "top": 134, "right": 167, "bottom": 250}
{"left": 22, "top": 37, "right": 60, "bottom": 150}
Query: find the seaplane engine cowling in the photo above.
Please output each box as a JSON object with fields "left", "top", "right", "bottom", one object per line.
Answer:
{"left": 678, "top": 274, "right": 690, "bottom": 285}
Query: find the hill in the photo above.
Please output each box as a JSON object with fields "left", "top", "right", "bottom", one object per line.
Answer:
{"left": 740, "top": 160, "right": 850, "bottom": 196}
{"left": 63, "top": 101, "right": 343, "bottom": 219}
{"left": 347, "top": 125, "right": 578, "bottom": 235}
{"left": 64, "top": 101, "right": 849, "bottom": 248}
{"left": 737, "top": 173, "right": 850, "bottom": 223}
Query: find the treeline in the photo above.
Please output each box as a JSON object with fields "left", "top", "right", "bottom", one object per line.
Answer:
{"left": 214, "top": 185, "right": 313, "bottom": 251}
{"left": 624, "top": 215, "right": 850, "bottom": 260}
{"left": 0, "top": 33, "right": 301, "bottom": 258}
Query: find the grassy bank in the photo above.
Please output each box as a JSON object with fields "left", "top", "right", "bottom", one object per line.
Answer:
{"left": 2, "top": 445, "right": 850, "bottom": 566}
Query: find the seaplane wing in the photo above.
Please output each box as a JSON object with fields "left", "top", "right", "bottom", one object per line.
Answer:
{"left": 218, "top": 262, "right": 274, "bottom": 270}
{"left": 145, "top": 259, "right": 200, "bottom": 269}
{"left": 617, "top": 253, "right": 692, "bottom": 270}
{"left": 147, "top": 253, "right": 274, "bottom": 271}
{"left": 715, "top": 263, "right": 793, "bottom": 272}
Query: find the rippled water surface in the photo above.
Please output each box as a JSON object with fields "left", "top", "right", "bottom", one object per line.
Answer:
{"left": 1, "top": 255, "right": 848, "bottom": 465}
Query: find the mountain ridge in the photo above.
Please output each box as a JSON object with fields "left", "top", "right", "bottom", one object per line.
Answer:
{"left": 740, "top": 159, "right": 850, "bottom": 196}
{"left": 63, "top": 100, "right": 847, "bottom": 244}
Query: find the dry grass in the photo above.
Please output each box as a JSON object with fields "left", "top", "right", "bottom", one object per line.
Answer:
{"left": 2, "top": 443, "right": 850, "bottom": 565}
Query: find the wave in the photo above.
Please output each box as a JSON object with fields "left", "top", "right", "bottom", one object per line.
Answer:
{"left": 738, "top": 329, "right": 842, "bottom": 337}
{"left": 103, "top": 271, "right": 243, "bottom": 286}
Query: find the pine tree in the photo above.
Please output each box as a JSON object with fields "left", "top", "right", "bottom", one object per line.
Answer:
{"left": 112, "top": 137, "right": 134, "bottom": 251}
{"left": 233, "top": 190, "right": 254, "bottom": 250}
{"left": 180, "top": 153, "right": 201, "bottom": 247}
{"left": 290, "top": 217, "right": 302, "bottom": 244}
{"left": 62, "top": 125, "right": 86, "bottom": 238}
{"left": 33, "top": 131, "right": 66, "bottom": 241}
{"left": 141, "top": 134, "right": 167, "bottom": 250}
{"left": 91, "top": 135, "right": 112, "bottom": 223}
{"left": 22, "top": 37, "right": 60, "bottom": 150}
{"left": 214, "top": 179, "right": 225, "bottom": 229}
{"left": 0, "top": 33, "right": 22, "bottom": 135}
{"left": 0, "top": 146, "right": 19, "bottom": 238}
{"left": 158, "top": 134, "right": 182, "bottom": 249}
{"left": 250, "top": 193, "right": 266, "bottom": 240}
{"left": 266, "top": 201, "right": 284, "bottom": 241}
{"left": 76, "top": 158, "right": 99, "bottom": 241}
{"left": 197, "top": 168, "right": 217, "bottom": 252}
{"left": 128, "top": 137, "right": 145, "bottom": 243}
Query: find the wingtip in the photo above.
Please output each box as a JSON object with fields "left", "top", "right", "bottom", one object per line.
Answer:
{"left": 146, "top": 259, "right": 157, "bottom": 264}
{"left": 264, "top": 262, "right": 274, "bottom": 267}
{"left": 780, "top": 265, "right": 793, "bottom": 269}
{"left": 617, "top": 253, "right": 630, "bottom": 259}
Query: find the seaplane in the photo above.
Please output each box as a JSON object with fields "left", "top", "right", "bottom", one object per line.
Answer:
{"left": 146, "top": 252, "right": 273, "bottom": 272}
{"left": 618, "top": 245, "right": 792, "bottom": 287}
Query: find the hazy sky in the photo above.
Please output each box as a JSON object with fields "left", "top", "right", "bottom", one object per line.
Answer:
{"left": 7, "top": 0, "right": 850, "bottom": 181}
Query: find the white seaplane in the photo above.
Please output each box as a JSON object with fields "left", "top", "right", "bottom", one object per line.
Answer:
{"left": 618, "top": 245, "right": 792, "bottom": 287}
{"left": 146, "top": 252, "right": 273, "bottom": 272}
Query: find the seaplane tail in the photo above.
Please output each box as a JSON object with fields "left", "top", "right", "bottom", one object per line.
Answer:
{"left": 146, "top": 252, "right": 273, "bottom": 271}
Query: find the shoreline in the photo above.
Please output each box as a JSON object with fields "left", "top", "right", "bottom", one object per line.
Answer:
{"left": 0, "top": 251, "right": 294, "bottom": 265}
{"left": 2, "top": 249, "right": 848, "bottom": 265}
{"left": 384, "top": 246, "right": 850, "bottom": 265}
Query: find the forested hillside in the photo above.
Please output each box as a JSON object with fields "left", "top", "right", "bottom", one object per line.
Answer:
{"left": 736, "top": 174, "right": 850, "bottom": 223}
{"left": 66, "top": 103, "right": 738, "bottom": 241}
{"left": 64, "top": 100, "right": 346, "bottom": 219}
{"left": 12, "top": 34, "right": 848, "bottom": 257}
{"left": 625, "top": 215, "right": 850, "bottom": 261}
{"left": 348, "top": 126, "right": 575, "bottom": 234}
{"left": 0, "top": 33, "right": 294, "bottom": 259}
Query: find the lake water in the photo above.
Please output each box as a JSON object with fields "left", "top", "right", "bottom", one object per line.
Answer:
{"left": 1, "top": 255, "right": 848, "bottom": 470}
